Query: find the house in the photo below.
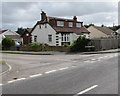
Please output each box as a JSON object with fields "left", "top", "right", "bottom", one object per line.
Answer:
{"left": 21, "top": 28, "right": 32, "bottom": 45}
{"left": 87, "top": 25, "right": 116, "bottom": 39}
{"left": 0, "top": 29, "right": 23, "bottom": 45}
{"left": 116, "top": 28, "right": 120, "bottom": 34}
{"left": 31, "top": 11, "right": 90, "bottom": 46}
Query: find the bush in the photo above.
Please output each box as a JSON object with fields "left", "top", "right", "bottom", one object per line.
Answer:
{"left": 2, "top": 37, "right": 15, "bottom": 49}
{"left": 29, "top": 42, "right": 42, "bottom": 47}
{"left": 69, "top": 36, "right": 90, "bottom": 52}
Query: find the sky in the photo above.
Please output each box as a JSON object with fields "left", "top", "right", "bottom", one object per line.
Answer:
{"left": 1, "top": 0, "right": 119, "bottom": 31}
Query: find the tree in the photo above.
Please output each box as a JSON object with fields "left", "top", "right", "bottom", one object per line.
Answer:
{"left": 2, "top": 37, "right": 15, "bottom": 49}
{"left": 16, "top": 27, "right": 24, "bottom": 35}
{"left": 69, "top": 36, "right": 90, "bottom": 52}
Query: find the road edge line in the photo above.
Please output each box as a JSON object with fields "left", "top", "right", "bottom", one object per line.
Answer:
{"left": 74, "top": 85, "right": 98, "bottom": 96}
{"left": 0, "top": 62, "right": 12, "bottom": 76}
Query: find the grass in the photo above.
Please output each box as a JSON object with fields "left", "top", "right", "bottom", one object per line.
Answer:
{"left": 0, "top": 61, "right": 6, "bottom": 65}
{"left": 0, "top": 50, "right": 65, "bottom": 53}
{"left": 0, "top": 50, "right": 24, "bottom": 53}
{"left": 40, "top": 51, "right": 64, "bottom": 52}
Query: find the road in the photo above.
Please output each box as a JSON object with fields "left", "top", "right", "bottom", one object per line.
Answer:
{"left": 1, "top": 53, "right": 119, "bottom": 95}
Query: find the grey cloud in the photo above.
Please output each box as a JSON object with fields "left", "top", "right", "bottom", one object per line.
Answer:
{"left": 2, "top": 2, "right": 118, "bottom": 30}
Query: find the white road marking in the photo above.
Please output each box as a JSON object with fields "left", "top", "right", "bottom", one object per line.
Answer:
{"left": 75, "top": 85, "right": 98, "bottom": 95}
{"left": 99, "top": 57, "right": 104, "bottom": 59}
{"left": 114, "top": 54, "right": 118, "bottom": 56}
{"left": 58, "top": 67, "right": 69, "bottom": 71}
{"left": 8, "top": 78, "right": 26, "bottom": 83}
{"left": 71, "top": 66, "right": 76, "bottom": 68}
{"left": 0, "top": 84, "right": 3, "bottom": 86}
{"left": 30, "top": 73, "right": 42, "bottom": 78}
{"left": 45, "top": 70, "right": 57, "bottom": 74}
{"left": 90, "top": 61, "right": 96, "bottom": 63}
{"left": 16, "top": 78, "right": 26, "bottom": 81}
{"left": 104, "top": 56, "right": 108, "bottom": 58}
{"left": 91, "top": 59, "right": 96, "bottom": 61}
{"left": 8, "top": 80, "right": 16, "bottom": 83}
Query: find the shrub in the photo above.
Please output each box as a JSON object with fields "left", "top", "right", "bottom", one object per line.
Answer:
{"left": 29, "top": 42, "right": 42, "bottom": 47}
{"left": 69, "top": 36, "right": 90, "bottom": 52}
{"left": 2, "top": 37, "right": 15, "bottom": 49}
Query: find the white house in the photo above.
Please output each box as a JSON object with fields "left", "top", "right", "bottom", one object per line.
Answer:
{"left": 0, "top": 30, "right": 23, "bottom": 45}
{"left": 31, "top": 11, "right": 90, "bottom": 46}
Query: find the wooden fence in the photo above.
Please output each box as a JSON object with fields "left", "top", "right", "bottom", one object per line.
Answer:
{"left": 89, "top": 38, "right": 120, "bottom": 51}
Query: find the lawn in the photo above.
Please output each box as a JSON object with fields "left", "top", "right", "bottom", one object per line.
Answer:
{"left": 0, "top": 61, "right": 6, "bottom": 64}
{"left": 0, "top": 50, "right": 24, "bottom": 53}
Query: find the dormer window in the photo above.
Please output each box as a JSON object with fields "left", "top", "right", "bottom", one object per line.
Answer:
{"left": 57, "top": 21, "right": 64, "bottom": 27}
{"left": 68, "top": 22, "right": 73, "bottom": 27}
{"left": 76, "top": 23, "right": 81, "bottom": 28}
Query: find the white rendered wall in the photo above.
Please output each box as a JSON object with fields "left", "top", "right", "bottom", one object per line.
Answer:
{"left": 32, "top": 24, "right": 56, "bottom": 46}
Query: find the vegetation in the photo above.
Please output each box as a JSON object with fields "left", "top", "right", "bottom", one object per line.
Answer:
{"left": 16, "top": 27, "right": 24, "bottom": 35}
{"left": 0, "top": 51, "right": 24, "bottom": 53}
{"left": 0, "top": 61, "right": 6, "bottom": 65}
{"left": 2, "top": 37, "right": 15, "bottom": 49}
{"left": 108, "top": 25, "right": 120, "bottom": 31}
{"left": 29, "top": 42, "right": 42, "bottom": 47}
{"left": 69, "top": 36, "right": 90, "bottom": 52}
{"left": 84, "top": 24, "right": 95, "bottom": 28}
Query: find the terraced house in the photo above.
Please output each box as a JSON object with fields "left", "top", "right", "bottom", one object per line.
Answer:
{"left": 31, "top": 11, "right": 90, "bottom": 46}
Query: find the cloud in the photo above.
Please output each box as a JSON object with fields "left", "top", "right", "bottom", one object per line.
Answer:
{"left": 1, "top": 2, "right": 118, "bottom": 30}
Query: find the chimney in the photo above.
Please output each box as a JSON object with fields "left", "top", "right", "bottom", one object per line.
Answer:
{"left": 41, "top": 11, "right": 47, "bottom": 21}
{"left": 101, "top": 24, "right": 104, "bottom": 27}
{"left": 73, "top": 16, "right": 77, "bottom": 21}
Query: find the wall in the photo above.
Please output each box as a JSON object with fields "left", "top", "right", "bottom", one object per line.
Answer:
{"left": 70, "top": 33, "right": 79, "bottom": 44}
{"left": 9, "top": 45, "right": 69, "bottom": 52}
{"left": 88, "top": 26, "right": 108, "bottom": 39}
{"left": 32, "top": 24, "right": 56, "bottom": 46}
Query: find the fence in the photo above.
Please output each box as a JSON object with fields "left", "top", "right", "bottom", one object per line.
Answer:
{"left": 89, "top": 38, "right": 120, "bottom": 51}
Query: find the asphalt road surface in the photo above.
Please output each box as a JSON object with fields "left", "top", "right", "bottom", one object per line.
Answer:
{"left": 1, "top": 53, "right": 119, "bottom": 95}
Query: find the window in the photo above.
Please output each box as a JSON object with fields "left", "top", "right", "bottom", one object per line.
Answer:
{"left": 68, "top": 22, "right": 73, "bottom": 27}
{"left": 57, "top": 21, "right": 64, "bottom": 27}
{"left": 48, "top": 35, "right": 52, "bottom": 42}
{"left": 76, "top": 23, "right": 81, "bottom": 28}
{"left": 34, "top": 36, "right": 37, "bottom": 42}
{"left": 61, "top": 34, "right": 70, "bottom": 42}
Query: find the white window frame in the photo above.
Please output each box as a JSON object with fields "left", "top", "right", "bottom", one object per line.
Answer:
{"left": 57, "top": 21, "right": 64, "bottom": 27}
{"left": 61, "top": 34, "right": 70, "bottom": 42}
{"left": 68, "top": 22, "right": 73, "bottom": 27}
{"left": 76, "top": 23, "right": 81, "bottom": 28}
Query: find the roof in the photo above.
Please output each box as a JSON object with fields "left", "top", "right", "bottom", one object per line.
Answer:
{"left": 0, "top": 30, "right": 8, "bottom": 34}
{"left": 5, "top": 35, "right": 22, "bottom": 39}
{"left": 92, "top": 26, "right": 115, "bottom": 35}
{"left": 52, "top": 26, "right": 89, "bottom": 35}
{"left": 25, "top": 28, "right": 32, "bottom": 33}
{"left": 47, "top": 16, "right": 82, "bottom": 23}
{"left": 21, "top": 28, "right": 32, "bottom": 37}
{"left": 47, "top": 16, "right": 73, "bottom": 21}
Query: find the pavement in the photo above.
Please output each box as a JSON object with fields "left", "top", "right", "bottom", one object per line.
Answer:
{"left": 1, "top": 52, "right": 118, "bottom": 94}
{"left": 0, "top": 63, "right": 10, "bottom": 75}
{"left": 1, "top": 49, "right": 119, "bottom": 55}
